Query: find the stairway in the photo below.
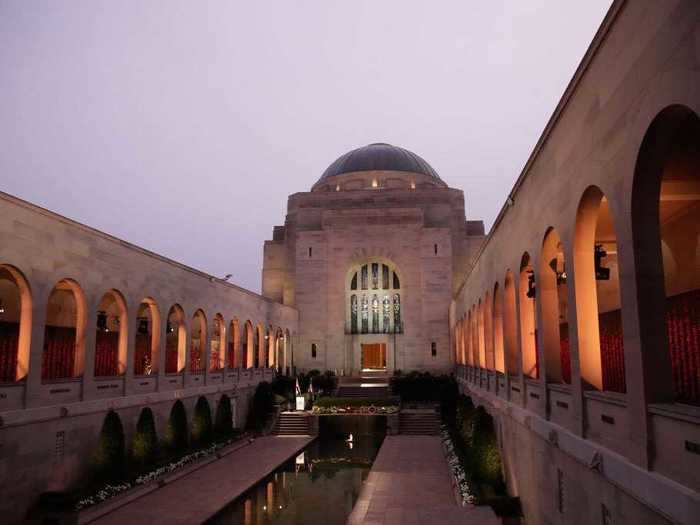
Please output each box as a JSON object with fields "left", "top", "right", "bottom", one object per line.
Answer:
{"left": 399, "top": 409, "right": 441, "bottom": 435}
{"left": 274, "top": 412, "right": 310, "bottom": 435}
{"left": 336, "top": 384, "right": 390, "bottom": 398}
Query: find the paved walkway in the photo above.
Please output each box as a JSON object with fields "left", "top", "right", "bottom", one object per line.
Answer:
{"left": 91, "top": 436, "right": 313, "bottom": 525}
{"left": 348, "top": 435, "right": 499, "bottom": 525}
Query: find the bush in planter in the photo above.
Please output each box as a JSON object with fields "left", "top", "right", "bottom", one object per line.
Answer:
{"left": 469, "top": 407, "right": 504, "bottom": 488}
{"left": 163, "top": 400, "right": 188, "bottom": 455}
{"left": 93, "top": 410, "right": 126, "bottom": 483}
{"left": 131, "top": 407, "right": 159, "bottom": 469}
{"left": 214, "top": 394, "right": 234, "bottom": 438}
{"left": 271, "top": 375, "right": 295, "bottom": 400}
{"left": 191, "top": 396, "right": 213, "bottom": 447}
{"left": 312, "top": 370, "right": 338, "bottom": 396}
{"left": 247, "top": 381, "right": 275, "bottom": 432}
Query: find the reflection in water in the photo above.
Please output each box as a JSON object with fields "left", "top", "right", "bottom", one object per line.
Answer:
{"left": 208, "top": 435, "right": 384, "bottom": 525}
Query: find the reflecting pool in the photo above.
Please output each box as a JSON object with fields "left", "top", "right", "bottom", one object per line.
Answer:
{"left": 207, "top": 433, "right": 384, "bottom": 525}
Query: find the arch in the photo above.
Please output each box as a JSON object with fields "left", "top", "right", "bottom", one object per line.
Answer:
{"left": 0, "top": 264, "right": 32, "bottom": 382}
{"left": 242, "top": 320, "right": 254, "bottom": 369}
{"left": 519, "top": 253, "right": 538, "bottom": 378}
{"left": 211, "top": 313, "right": 225, "bottom": 371}
{"left": 574, "top": 186, "right": 627, "bottom": 392}
{"left": 493, "top": 282, "right": 505, "bottom": 373}
{"left": 228, "top": 318, "right": 240, "bottom": 368}
{"left": 165, "top": 304, "right": 186, "bottom": 374}
{"left": 190, "top": 309, "right": 207, "bottom": 374}
{"left": 267, "top": 325, "right": 275, "bottom": 368}
{"left": 477, "top": 299, "right": 485, "bottom": 367}
{"left": 284, "top": 329, "right": 291, "bottom": 374}
{"left": 470, "top": 305, "right": 478, "bottom": 366}
{"left": 94, "top": 289, "right": 128, "bottom": 377}
{"left": 165, "top": 399, "right": 188, "bottom": 453}
{"left": 455, "top": 318, "right": 462, "bottom": 364}
{"left": 134, "top": 298, "right": 160, "bottom": 376}
{"left": 256, "top": 323, "right": 265, "bottom": 368}
{"left": 94, "top": 410, "right": 126, "bottom": 482}
{"left": 345, "top": 259, "right": 402, "bottom": 334}
{"left": 42, "top": 278, "right": 87, "bottom": 381}
{"left": 539, "top": 228, "right": 570, "bottom": 384}
{"left": 484, "top": 292, "right": 494, "bottom": 369}
{"left": 503, "top": 270, "right": 519, "bottom": 376}
{"left": 132, "top": 407, "right": 158, "bottom": 467}
{"left": 275, "top": 327, "right": 284, "bottom": 372}
{"left": 632, "top": 105, "right": 700, "bottom": 404}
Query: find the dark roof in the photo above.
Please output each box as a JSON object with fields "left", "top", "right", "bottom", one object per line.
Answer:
{"left": 315, "top": 143, "right": 444, "bottom": 186}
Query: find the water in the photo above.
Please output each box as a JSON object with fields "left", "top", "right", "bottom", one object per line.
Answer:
{"left": 208, "top": 433, "right": 385, "bottom": 525}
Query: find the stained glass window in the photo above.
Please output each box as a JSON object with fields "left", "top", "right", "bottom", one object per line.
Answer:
{"left": 382, "top": 265, "right": 389, "bottom": 289}
{"left": 361, "top": 295, "right": 369, "bottom": 333}
{"left": 372, "top": 294, "right": 379, "bottom": 332}
{"left": 361, "top": 265, "right": 368, "bottom": 290}
{"left": 393, "top": 272, "right": 400, "bottom": 290}
{"left": 382, "top": 295, "right": 391, "bottom": 333}
{"left": 351, "top": 273, "right": 357, "bottom": 290}
{"left": 351, "top": 295, "right": 358, "bottom": 334}
{"left": 393, "top": 294, "right": 401, "bottom": 333}
{"left": 371, "top": 263, "right": 379, "bottom": 289}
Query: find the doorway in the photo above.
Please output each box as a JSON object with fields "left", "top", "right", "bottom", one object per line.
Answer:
{"left": 361, "top": 343, "right": 386, "bottom": 370}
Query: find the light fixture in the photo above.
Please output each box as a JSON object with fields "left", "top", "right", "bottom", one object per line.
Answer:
{"left": 526, "top": 271, "right": 536, "bottom": 299}
{"left": 167, "top": 320, "right": 175, "bottom": 333}
{"left": 97, "top": 311, "right": 108, "bottom": 332}
{"left": 594, "top": 244, "right": 610, "bottom": 280}
{"left": 549, "top": 258, "right": 567, "bottom": 285}
{"left": 371, "top": 179, "right": 378, "bottom": 188}
{"left": 0, "top": 299, "right": 4, "bottom": 314}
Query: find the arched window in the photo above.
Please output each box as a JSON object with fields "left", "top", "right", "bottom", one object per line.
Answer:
{"left": 574, "top": 186, "right": 626, "bottom": 392}
{"left": 275, "top": 328, "right": 284, "bottom": 372}
{"left": 519, "top": 253, "right": 538, "bottom": 378}
{"left": 540, "top": 229, "right": 571, "bottom": 384}
{"left": 493, "top": 283, "right": 505, "bottom": 373}
{"left": 632, "top": 105, "right": 700, "bottom": 405}
{"left": 228, "top": 318, "right": 240, "bottom": 369}
{"left": 135, "top": 298, "right": 159, "bottom": 376}
{"left": 43, "top": 279, "right": 86, "bottom": 381}
{"left": 210, "top": 314, "right": 225, "bottom": 371}
{"left": 94, "top": 290, "right": 127, "bottom": 377}
{"left": 347, "top": 260, "right": 403, "bottom": 335}
{"left": 256, "top": 324, "right": 265, "bottom": 368}
{"left": 311, "top": 343, "right": 317, "bottom": 359}
{"left": 243, "top": 321, "right": 254, "bottom": 369}
{"left": 0, "top": 265, "right": 32, "bottom": 383}
{"left": 190, "top": 310, "right": 206, "bottom": 374}
{"left": 503, "top": 271, "right": 519, "bottom": 376}
{"left": 267, "top": 326, "right": 275, "bottom": 368}
{"left": 165, "top": 305, "right": 185, "bottom": 374}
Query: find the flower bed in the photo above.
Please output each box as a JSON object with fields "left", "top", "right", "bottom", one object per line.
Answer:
{"left": 440, "top": 424, "right": 477, "bottom": 506}
{"left": 311, "top": 404, "right": 398, "bottom": 415}
{"left": 75, "top": 436, "right": 246, "bottom": 511}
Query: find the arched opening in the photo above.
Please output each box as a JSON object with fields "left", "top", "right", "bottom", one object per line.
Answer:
{"left": 42, "top": 279, "right": 86, "bottom": 381}
{"left": 484, "top": 292, "right": 494, "bottom": 369}
{"left": 210, "top": 313, "right": 225, "bottom": 371}
{"left": 134, "top": 298, "right": 160, "bottom": 376}
{"left": 275, "top": 328, "right": 284, "bottom": 372}
{"left": 267, "top": 325, "right": 275, "bottom": 368}
{"left": 165, "top": 305, "right": 185, "bottom": 374}
{"left": 285, "top": 329, "right": 291, "bottom": 374}
{"left": 346, "top": 260, "right": 402, "bottom": 334}
{"left": 632, "top": 105, "right": 700, "bottom": 404}
{"left": 256, "top": 324, "right": 265, "bottom": 368}
{"left": 503, "top": 271, "right": 519, "bottom": 376}
{"left": 94, "top": 289, "right": 128, "bottom": 377}
{"left": 539, "top": 229, "right": 571, "bottom": 384}
{"left": 454, "top": 318, "right": 462, "bottom": 364}
{"left": 493, "top": 282, "right": 505, "bottom": 373}
{"left": 228, "top": 318, "right": 240, "bottom": 368}
{"left": 574, "top": 186, "right": 626, "bottom": 392}
{"left": 519, "top": 253, "right": 538, "bottom": 378}
{"left": 477, "top": 299, "right": 485, "bottom": 367}
{"left": 243, "top": 320, "right": 254, "bottom": 368}
{"left": 190, "top": 309, "right": 207, "bottom": 374}
{"left": 470, "top": 306, "right": 478, "bottom": 366}
{"left": 0, "top": 264, "right": 32, "bottom": 383}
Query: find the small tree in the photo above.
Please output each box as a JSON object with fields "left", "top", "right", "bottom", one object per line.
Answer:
{"left": 214, "top": 394, "right": 234, "bottom": 438}
{"left": 93, "top": 410, "right": 126, "bottom": 483}
{"left": 191, "top": 396, "right": 213, "bottom": 447}
{"left": 163, "top": 400, "right": 188, "bottom": 455}
{"left": 131, "top": 407, "right": 159, "bottom": 469}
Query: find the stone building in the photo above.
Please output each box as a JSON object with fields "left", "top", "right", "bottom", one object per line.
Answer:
{"left": 262, "top": 142, "right": 485, "bottom": 374}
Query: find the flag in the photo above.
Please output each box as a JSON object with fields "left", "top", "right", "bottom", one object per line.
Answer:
{"left": 295, "top": 376, "right": 301, "bottom": 396}
{"left": 308, "top": 380, "right": 314, "bottom": 395}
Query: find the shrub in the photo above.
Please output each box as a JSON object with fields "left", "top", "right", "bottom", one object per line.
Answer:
{"left": 271, "top": 375, "right": 295, "bottom": 400}
{"left": 131, "top": 407, "right": 159, "bottom": 469}
{"left": 93, "top": 410, "right": 126, "bottom": 483}
{"left": 390, "top": 371, "right": 457, "bottom": 407}
{"left": 214, "top": 394, "right": 234, "bottom": 438}
{"left": 247, "top": 381, "right": 275, "bottom": 432}
{"left": 312, "top": 370, "right": 338, "bottom": 395}
{"left": 163, "top": 400, "right": 188, "bottom": 454}
{"left": 191, "top": 397, "right": 213, "bottom": 447}
{"left": 313, "top": 397, "right": 397, "bottom": 408}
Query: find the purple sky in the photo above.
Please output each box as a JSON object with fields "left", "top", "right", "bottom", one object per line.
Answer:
{"left": 0, "top": 1, "right": 611, "bottom": 293}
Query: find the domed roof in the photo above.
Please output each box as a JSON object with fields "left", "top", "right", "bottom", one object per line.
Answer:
{"left": 314, "top": 143, "right": 444, "bottom": 187}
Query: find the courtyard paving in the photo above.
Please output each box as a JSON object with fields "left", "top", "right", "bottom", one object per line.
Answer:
{"left": 90, "top": 435, "right": 313, "bottom": 525}
{"left": 348, "top": 435, "right": 499, "bottom": 525}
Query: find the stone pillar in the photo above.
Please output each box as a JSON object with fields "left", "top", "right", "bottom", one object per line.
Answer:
{"left": 25, "top": 286, "right": 49, "bottom": 409}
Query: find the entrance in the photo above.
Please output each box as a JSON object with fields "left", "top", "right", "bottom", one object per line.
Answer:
{"left": 361, "top": 343, "right": 386, "bottom": 370}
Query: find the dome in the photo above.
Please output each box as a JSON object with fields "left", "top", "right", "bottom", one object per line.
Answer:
{"left": 312, "top": 143, "right": 445, "bottom": 190}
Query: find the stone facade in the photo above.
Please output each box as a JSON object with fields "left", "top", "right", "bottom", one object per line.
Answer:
{"left": 452, "top": 1, "right": 700, "bottom": 523}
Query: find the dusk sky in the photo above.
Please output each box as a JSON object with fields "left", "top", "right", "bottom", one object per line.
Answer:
{"left": 0, "top": 1, "right": 612, "bottom": 293}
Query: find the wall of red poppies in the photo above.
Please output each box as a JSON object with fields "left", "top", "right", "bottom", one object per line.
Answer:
{"left": 599, "top": 309, "right": 626, "bottom": 393}
{"left": 41, "top": 326, "right": 76, "bottom": 381}
{"left": 94, "top": 331, "right": 119, "bottom": 377}
{"left": 134, "top": 333, "right": 151, "bottom": 376}
{"left": 667, "top": 289, "right": 699, "bottom": 405}
{"left": 0, "top": 321, "right": 19, "bottom": 382}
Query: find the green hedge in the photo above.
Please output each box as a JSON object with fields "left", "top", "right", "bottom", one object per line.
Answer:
{"left": 93, "top": 410, "right": 126, "bottom": 483}
{"left": 314, "top": 397, "right": 397, "bottom": 408}
{"left": 131, "top": 407, "right": 159, "bottom": 469}
{"left": 391, "top": 371, "right": 457, "bottom": 406}
{"left": 214, "top": 394, "right": 234, "bottom": 438}
{"left": 164, "top": 400, "right": 188, "bottom": 454}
